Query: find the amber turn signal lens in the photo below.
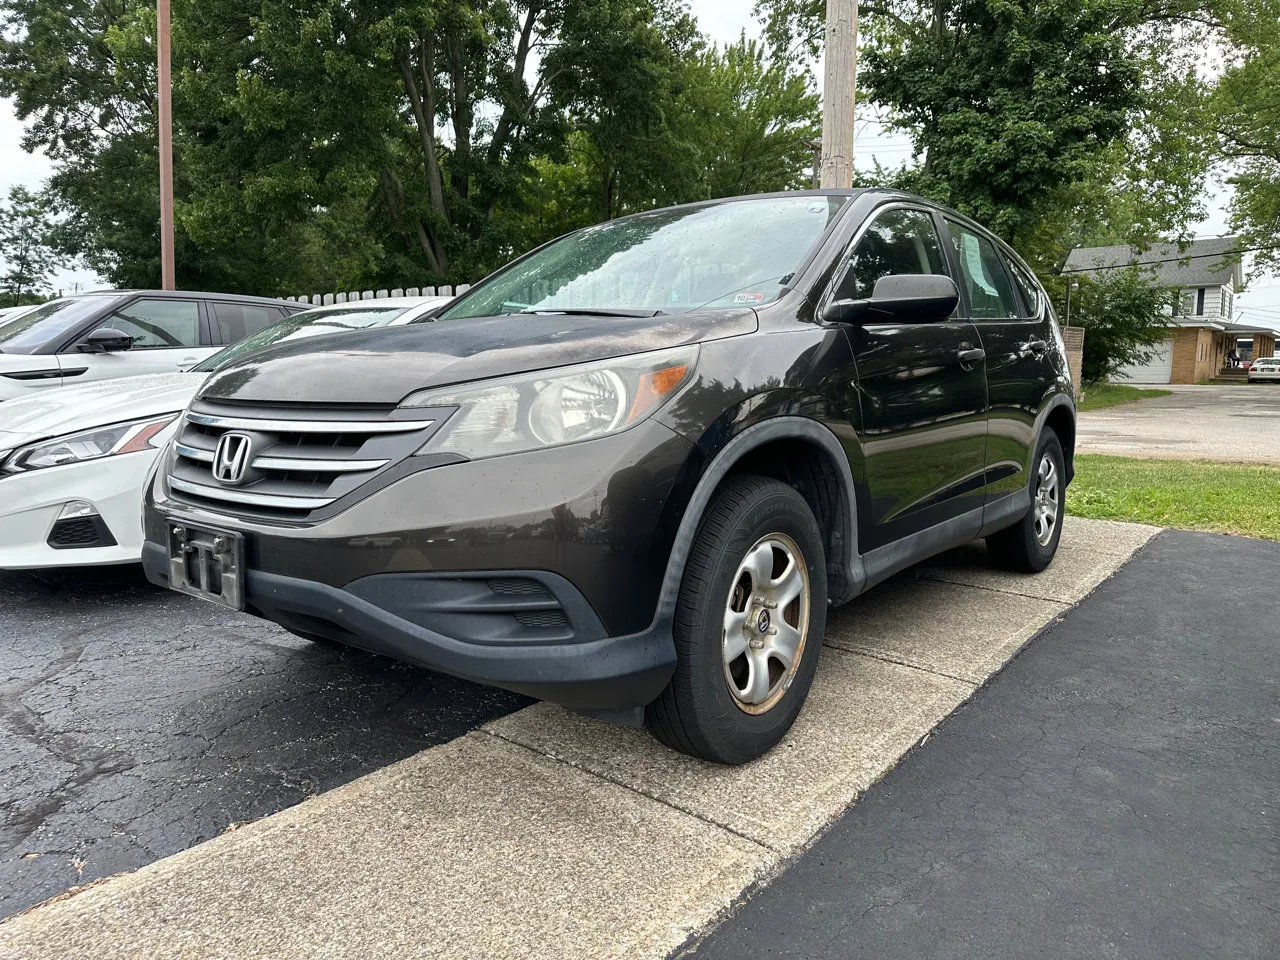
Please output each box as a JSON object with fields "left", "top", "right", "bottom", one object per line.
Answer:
{"left": 627, "top": 364, "right": 689, "bottom": 424}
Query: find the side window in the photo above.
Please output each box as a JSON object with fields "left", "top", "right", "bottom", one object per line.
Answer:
{"left": 98, "top": 299, "right": 201, "bottom": 349}
{"left": 834, "top": 208, "right": 949, "bottom": 301}
{"left": 211, "top": 302, "right": 285, "bottom": 344}
{"left": 1006, "top": 258, "right": 1043, "bottom": 317}
{"left": 945, "top": 221, "right": 1019, "bottom": 320}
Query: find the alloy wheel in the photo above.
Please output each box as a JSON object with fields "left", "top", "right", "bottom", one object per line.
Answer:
{"left": 1032, "top": 453, "right": 1060, "bottom": 547}
{"left": 722, "top": 533, "right": 811, "bottom": 715}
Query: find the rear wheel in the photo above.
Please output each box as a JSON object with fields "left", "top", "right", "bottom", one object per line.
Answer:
{"left": 645, "top": 476, "right": 827, "bottom": 764}
{"left": 985, "top": 430, "right": 1065, "bottom": 573}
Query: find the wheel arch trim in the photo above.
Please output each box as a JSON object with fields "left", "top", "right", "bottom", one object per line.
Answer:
{"left": 653, "top": 417, "right": 864, "bottom": 627}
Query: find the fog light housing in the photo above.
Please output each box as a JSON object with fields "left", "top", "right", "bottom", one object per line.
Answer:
{"left": 58, "top": 500, "right": 98, "bottom": 521}
{"left": 48, "top": 503, "right": 117, "bottom": 550}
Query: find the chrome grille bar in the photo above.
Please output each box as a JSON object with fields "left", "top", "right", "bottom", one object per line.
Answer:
{"left": 175, "top": 443, "right": 213, "bottom": 463}
{"left": 185, "top": 411, "right": 433, "bottom": 434}
{"left": 169, "top": 477, "right": 335, "bottom": 510}
{"left": 252, "top": 455, "right": 389, "bottom": 472}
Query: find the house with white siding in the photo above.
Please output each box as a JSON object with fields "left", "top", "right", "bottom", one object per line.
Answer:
{"left": 1063, "top": 237, "right": 1274, "bottom": 383}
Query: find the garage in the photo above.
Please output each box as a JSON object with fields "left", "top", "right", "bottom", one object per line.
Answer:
{"left": 1116, "top": 337, "right": 1174, "bottom": 383}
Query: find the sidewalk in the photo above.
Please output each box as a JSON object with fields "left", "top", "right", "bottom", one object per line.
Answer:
{"left": 691, "top": 530, "right": 1280, "bottom": 959}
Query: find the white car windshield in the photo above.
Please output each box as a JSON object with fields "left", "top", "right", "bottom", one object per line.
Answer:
{"left": 191, "top": 305, "right": 414, "bottom": 372}
{"left": 0, "top": 295, "right": 125, "bottom": 354}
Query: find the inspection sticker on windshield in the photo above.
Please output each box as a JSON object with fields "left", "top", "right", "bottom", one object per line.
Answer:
{"left": 733, "top": 292, "right": 767, "bottom": 304}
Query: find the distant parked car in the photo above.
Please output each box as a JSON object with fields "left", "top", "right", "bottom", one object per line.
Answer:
{"left": 0, "top": 297, "right": 451, "bottom": 569}
{"left": 0, "top": 290, "right": 310, "bottom": 402}
{"left": 1247, "top": 356, "right": 1280, "bottom": 382}
{"left": 0, "top": 304, "right": 39, "bottom": 327}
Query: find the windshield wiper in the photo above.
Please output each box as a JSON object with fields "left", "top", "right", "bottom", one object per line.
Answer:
{"left": 518, "top": 307, "right": 666, "bottom": 318}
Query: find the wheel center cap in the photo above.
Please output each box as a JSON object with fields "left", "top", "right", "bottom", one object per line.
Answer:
{"left": 757, "top": 609, "right": 771, "bottom": 633}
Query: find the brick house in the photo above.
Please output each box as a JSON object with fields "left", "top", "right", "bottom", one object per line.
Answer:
{"left": 1062, "top": 237, "right": 1272, "bottom": 384}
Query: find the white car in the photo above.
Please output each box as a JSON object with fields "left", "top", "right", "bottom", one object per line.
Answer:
{"left": 0, "top": 304, "right": 39, "bottom": 325}
{"left": 0, "top": 297, "right": 451, "bottom": 569}
{"left": 1247, "top": 356, "right": 1280, "bottom": 382}
{"left": 0, "top": 290, "right": 310, "bottom": 402}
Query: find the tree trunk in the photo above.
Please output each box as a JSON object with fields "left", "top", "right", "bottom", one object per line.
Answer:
{"left": 396, "top": 42, "right": 450, "bottom": 275}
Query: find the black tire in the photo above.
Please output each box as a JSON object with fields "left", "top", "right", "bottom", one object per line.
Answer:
{"left": 985, "top": 430, "right": 1066, "bottom": 573}
{"left": 645, "top": 475, "right": 828, "bottom": 764}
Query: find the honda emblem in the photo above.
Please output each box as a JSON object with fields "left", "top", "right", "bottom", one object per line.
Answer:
{"left": 212, "top": 432, "right": 253, "bottom": 485}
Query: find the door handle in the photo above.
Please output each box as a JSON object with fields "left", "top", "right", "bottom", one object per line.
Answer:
{"left": 957, "top": 347, "right": 986, "bottom": 364}
{"left": 1020, "top": 339, "right": 1047, "bottom": 356}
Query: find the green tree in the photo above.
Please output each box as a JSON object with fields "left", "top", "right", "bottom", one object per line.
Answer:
{"left": 674, "top": 37, "right": 820, "bottom": 200}
{"left": 757, "top": 0, "right": 1216, "bottom": 269}
{"left": 1209, "top": 0, "right": 1280, "bottom": 275}
{"left": 1068, "top": 266, "right": 1179, "bottom": 383}
{"left": 0, "top": 186, "right": 61, "bottom": 305}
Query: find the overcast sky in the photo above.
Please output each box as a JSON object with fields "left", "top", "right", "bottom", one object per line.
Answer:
{"left": 2, "top": 0, "right": 1276, "bottom": 326}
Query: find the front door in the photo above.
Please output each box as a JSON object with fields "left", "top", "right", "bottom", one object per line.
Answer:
{"left": 833, "top": 206, "right": 989, "bottom": 552}
{"left": 60, "top": 297, "right": 216, "bottom": 384}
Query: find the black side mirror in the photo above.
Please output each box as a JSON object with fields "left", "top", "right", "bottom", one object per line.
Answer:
{"left": 823, "top": 274, "right": 961, "bottom": 325}
{"left": 77, "top": 328, "right": 135, "bottom": 353}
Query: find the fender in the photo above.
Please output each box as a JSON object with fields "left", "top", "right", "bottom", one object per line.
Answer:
{"left": 650, "top": 416, "right": 865, "bottom": 627}
{"left": 1032, "top": 390, "right": 1077, "bottom": 483}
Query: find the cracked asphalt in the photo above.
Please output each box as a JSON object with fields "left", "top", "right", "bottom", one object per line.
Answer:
{"left": 690, "top": 530, "right": 1280, "bottom": 959}
{"left": 0, "top": 565, "right": 528, "bottom": 920}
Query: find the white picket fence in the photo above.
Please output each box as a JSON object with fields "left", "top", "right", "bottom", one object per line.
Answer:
{"left": 282, "top": 284, "right": 472, "bottom": 306}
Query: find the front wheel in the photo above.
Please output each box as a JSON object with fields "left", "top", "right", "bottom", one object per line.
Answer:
{"left": 645, "top": 476, "right": 827, "bottom": 764}
{"left": 985, "top": 431, "right": 1066, "bottom": 573}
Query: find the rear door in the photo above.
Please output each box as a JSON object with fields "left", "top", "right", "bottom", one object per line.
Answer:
{"left": 208, "top": 301, "right": 290, "bottom": 346}
{"left": 59, "top": 297, "right": 216, "bottom": 384}
{"left": 942, "top": 219, "right": 1057, "bottom": 502}
{"left": 833, "top": 205, "right": 990, "bottom": 552}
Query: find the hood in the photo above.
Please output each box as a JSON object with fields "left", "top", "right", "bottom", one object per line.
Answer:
{"left": 0, "top": 372, "right": 200, "bottom": 446}
{"left": 199, "top": 309, "right": 757, "bottom": 405}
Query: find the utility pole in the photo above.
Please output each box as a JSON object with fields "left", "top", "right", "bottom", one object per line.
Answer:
{"left": 157, "top": 0, "right": 176, "bottom": 290}
{"left": 820, "top": 0, "right": 857, "bottom": 189}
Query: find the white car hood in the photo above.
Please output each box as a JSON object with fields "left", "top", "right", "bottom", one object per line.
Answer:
{"left": 0, "top": 372, "right": 201, "bottom": 447}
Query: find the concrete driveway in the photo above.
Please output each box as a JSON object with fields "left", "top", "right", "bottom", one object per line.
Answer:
{"left": 1078, "top": 383, "right": 1280, "bottom": 464}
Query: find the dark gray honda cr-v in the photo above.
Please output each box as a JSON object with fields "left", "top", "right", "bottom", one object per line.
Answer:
{"left": 143, "top": 190, "right": 1075, "bottom": 764}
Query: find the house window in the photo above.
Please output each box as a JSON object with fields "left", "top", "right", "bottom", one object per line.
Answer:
{"left": 1222, "top": 290, "right": 1232, "bottom": 319}
{"left": 1196, "top": 288, "right": 1206, "bottom": 315}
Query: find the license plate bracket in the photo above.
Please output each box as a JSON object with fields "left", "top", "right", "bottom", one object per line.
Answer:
{"left": 166, "top": 522, "right": 245, "bottom": 611}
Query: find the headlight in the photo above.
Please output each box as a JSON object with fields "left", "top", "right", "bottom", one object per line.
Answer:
{"left": 4, "top": 414, "right": 178, "bottom": 472}
{"left": 400, "top": 345, "right": 697, "bottom": 460}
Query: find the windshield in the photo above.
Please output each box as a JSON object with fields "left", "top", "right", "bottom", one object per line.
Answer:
{"left": 191, "top": 304, "right": 413, "bottom": 372}
{"left": 0, "top": 295, "right": 124, "bottom": 354}
{"left": 441, "top": 195, "right": 850, "bottom": 321}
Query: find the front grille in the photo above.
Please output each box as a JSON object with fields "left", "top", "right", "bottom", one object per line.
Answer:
{"left": 167, "top": 399, "right": 446, "bottom": 520}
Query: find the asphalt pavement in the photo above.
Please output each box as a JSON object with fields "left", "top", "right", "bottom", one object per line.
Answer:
{"left": 689, "top": 529, "right": 1280, "bottom": 960}
{"left": 0, "top": 564, "right": 528, "bottom": 920}
{"left": 1078, "top": 383, "right": 1280, "bottom": 464}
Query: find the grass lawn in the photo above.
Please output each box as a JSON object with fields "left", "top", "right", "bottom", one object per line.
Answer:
{"left": 1077, "top": 383, "right": 1173, "bottom": 411}
{"left": 1067, "top": 454, "right": 1280, "bottom": 541}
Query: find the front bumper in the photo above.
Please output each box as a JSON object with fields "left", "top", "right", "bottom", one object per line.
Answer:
{"left": 143, "top": 420, "right": 703, "bottom": 709}
{"left": 142, "top": 543, "right": 675, "bottom": 708}
{"left": 0, "top": 449, "right": 159, "bottom": 569}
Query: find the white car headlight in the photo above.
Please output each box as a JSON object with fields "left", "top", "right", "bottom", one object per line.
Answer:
{"left": 4, "top": 414, "right": 178, "bottom": 472}
{"left": 400, "top": 345, "right": 698, "bottom": 460}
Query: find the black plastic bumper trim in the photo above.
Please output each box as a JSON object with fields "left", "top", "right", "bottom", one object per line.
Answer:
{"left": 142, "top": 542, "right": 675, "bottom": 709}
